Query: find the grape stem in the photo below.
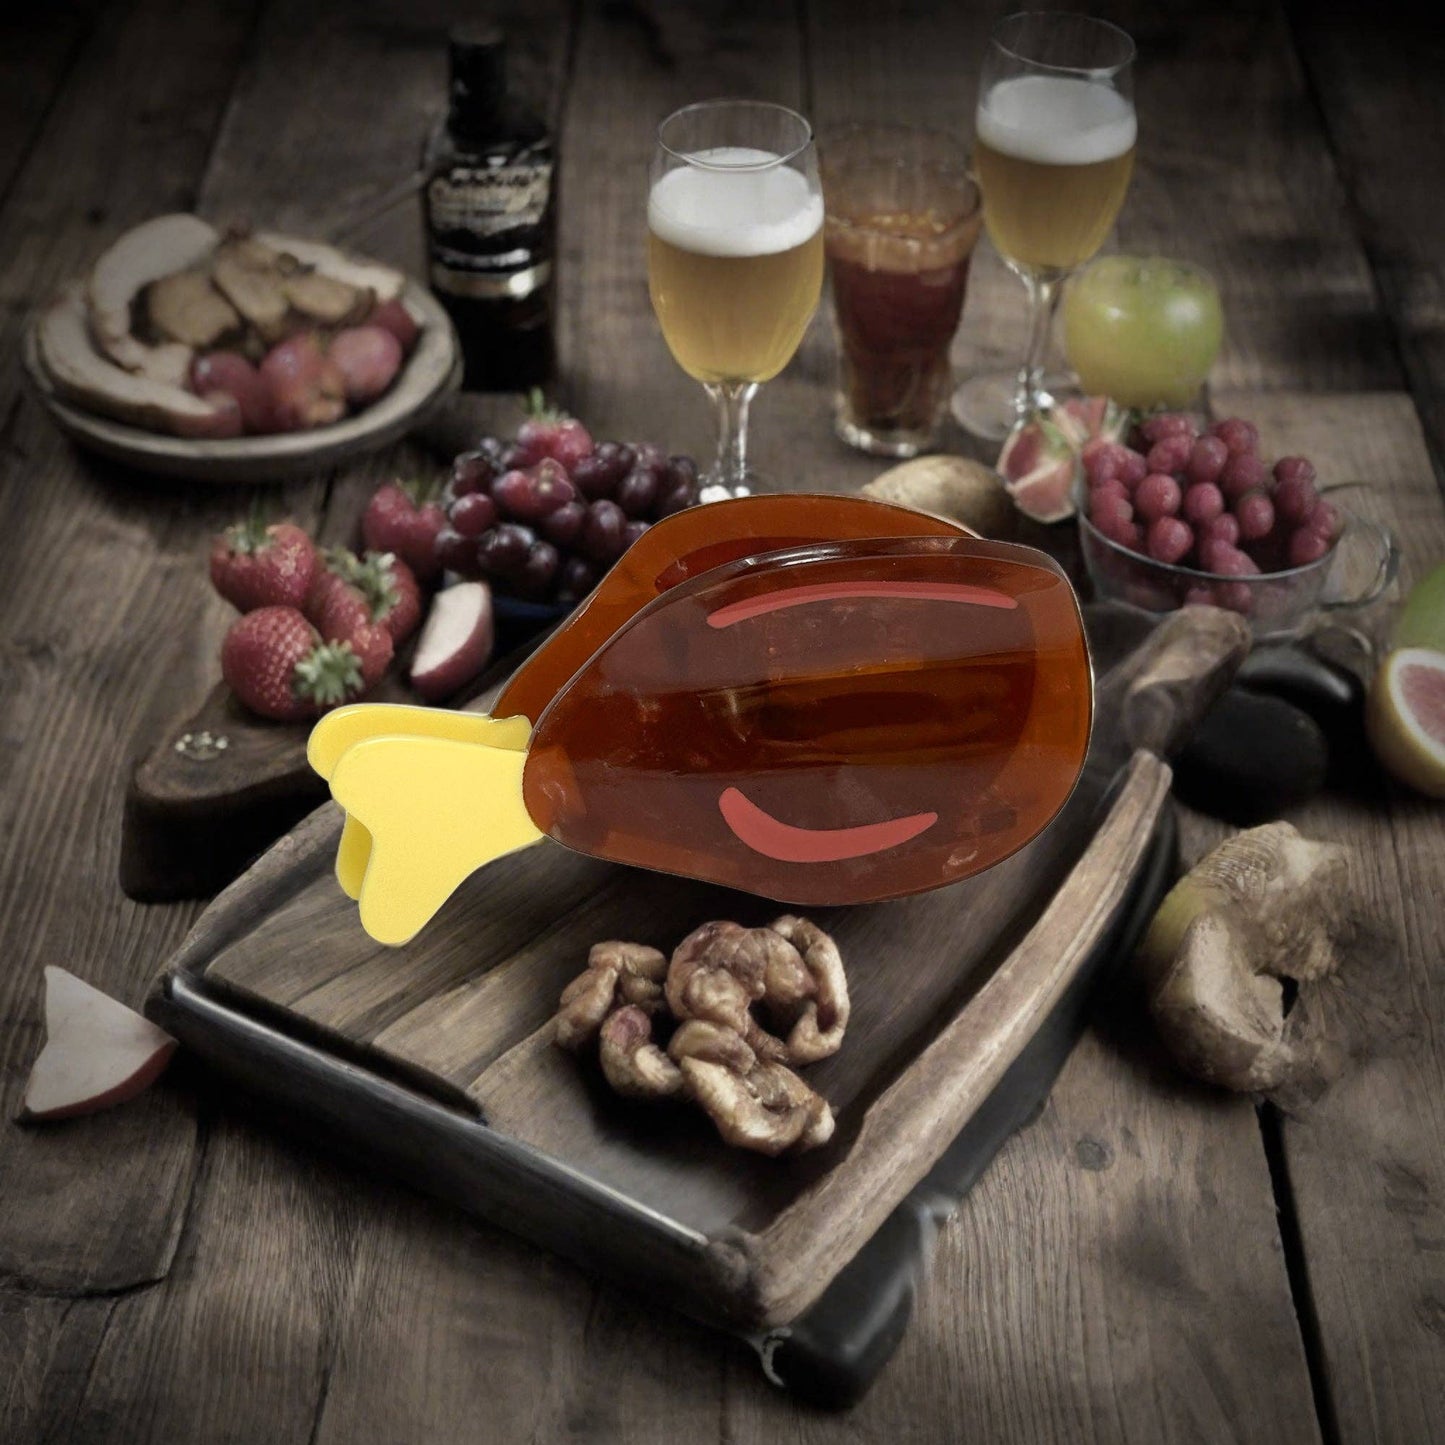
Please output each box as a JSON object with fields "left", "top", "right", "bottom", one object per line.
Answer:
{"left": 704, "top": 381, "right": 757, "bottom": 489}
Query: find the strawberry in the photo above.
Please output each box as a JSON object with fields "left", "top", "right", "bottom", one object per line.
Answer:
{"left": 221, "top": 607, "right": 364, "bottom": 721}
{"left": 513, "top": 388, "right": 594, "bottom": 471}
{"left": 361, "top": 478, "right": 446, "bottom": 582}
{"left": 326, "top": 548, "right": 424, "bottom": 645}
{"left": 306, "top": 557, "right": 394, "bottom": 688}
{"left": 209, "top": 513, "right": 318, "bottom": 612}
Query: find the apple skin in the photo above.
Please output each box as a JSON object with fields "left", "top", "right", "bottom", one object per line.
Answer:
{"left": 410, "top": 582, "right": 495, "bottom": 702}
{"left": 17, "top": 967, "right": 178, "bottom": 1123}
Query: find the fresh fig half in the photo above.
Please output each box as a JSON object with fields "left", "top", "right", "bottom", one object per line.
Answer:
{"left": 998, "top": 417, "right": 1079, "bottom": 523}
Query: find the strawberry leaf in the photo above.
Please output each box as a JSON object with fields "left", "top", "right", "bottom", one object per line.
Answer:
{"left": 293, "top": 640, "right": 365, "bottom": 708}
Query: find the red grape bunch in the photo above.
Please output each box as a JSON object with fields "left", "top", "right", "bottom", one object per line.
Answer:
{"left": 1082, "top": 411, "right": 1341, "bottom": 613}
{"left": 432, "top": 400, "right": 701, "bottom": 607}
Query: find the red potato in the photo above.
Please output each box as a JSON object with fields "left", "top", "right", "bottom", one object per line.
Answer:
{"left": 19, "top": 967, "right": 178, "bottom": 1122}
{"left": 191, "top": 350, "right": 276, "bottom": 433}
{"left": 368, "top": 297, "right": 421, "bottom": 353}
{"left": 260, "top": 332, "right": 347, "bottom": 431}
{"left": 329, "top": 325, "right": 403, "bottom": 406}
{"left": 410, "top": 582, "right": 494, "bottom": 702}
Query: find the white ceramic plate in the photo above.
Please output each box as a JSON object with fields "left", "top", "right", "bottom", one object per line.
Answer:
{"left": 22, "top": 280, "right": 461, "bottom": 483}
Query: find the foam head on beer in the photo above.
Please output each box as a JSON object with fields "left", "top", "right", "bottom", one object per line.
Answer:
{"left": 648, "top": 148, "right": 825, "bottom": 384}
{"left": 974, "top": 76, "right": 1136, "bottom": 273}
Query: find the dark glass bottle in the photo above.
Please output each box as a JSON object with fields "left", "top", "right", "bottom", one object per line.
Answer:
{"left": 424, "top": 25, "right": 556, "bottom": 391}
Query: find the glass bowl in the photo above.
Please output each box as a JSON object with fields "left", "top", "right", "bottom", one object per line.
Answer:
{"left": 1076, "top": 482, "right": 1398, "bottom": 637}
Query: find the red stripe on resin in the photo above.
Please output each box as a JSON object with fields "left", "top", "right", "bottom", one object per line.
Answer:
{"left": 717, "top": 786, "right": 937, "bottom": 864}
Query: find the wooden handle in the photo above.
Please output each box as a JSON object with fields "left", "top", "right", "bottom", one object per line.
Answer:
{"left": 1095, "top": 605, "right": 1252, "bottom": 762}
{"left": 719, "top": 750, "right": 1174, "bottom": 1327}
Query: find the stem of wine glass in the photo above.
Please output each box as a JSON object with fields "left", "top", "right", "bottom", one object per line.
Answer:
{"left": 703, "top": 380, "right": 758, "bottom": 489}
{"left": 1013, "top": 272, "right": 1065, "bottom": 420}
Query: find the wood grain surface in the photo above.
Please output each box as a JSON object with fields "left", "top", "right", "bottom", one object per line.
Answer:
{"left": 1, "top": 0, "right": 1442, "bottom": 1441}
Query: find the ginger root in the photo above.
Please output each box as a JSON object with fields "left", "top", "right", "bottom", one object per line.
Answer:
{"left": 1138, "top": 822, "right": 1360, "bottom": 1103}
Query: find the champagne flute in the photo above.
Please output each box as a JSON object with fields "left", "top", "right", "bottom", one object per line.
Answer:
{"left": 648, "top": 101, "right": 824, "bottom": 490}
{"left": 952, "top": 12, "right": 1136, "bottom": 442}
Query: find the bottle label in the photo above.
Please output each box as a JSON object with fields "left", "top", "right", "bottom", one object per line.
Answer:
{"left": 428, "top": 161, "right": 553, "bottom": 235}
{"left": 430, "top": 259, "right": 552, "bottom": 301}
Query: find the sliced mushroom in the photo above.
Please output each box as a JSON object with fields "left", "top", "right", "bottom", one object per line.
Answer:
{"left": 283, "top": 270, "right": 370, "bottom": 328}
{"left": 678, "top": 1056, "right": 833, "bottom": 1155}
{"left": 260, "top": 233, "right": 405, "bottom": 305}
{"left": 86, "top": 213, "right": 218, "bottom": 382}
{"left": 602, "top": 941, "right": 668, "bottom": 1011}
{"left": 38, "top": 286, "right": 237, "bottom": 438}
{"left": 554, "top": 958, "right": 622, "bottom": 1052}
{"left": 667, "top": 1019, "right": 756, "bottom": 1072}
{"left": 665, "top": 921, "right": 791, "bottom": 1061}
{"left": 598, "top": 1005, "right": 683, "bottom": 1099}
{"left": 212, "top": 240, "right": 292, "bottom": 344}
{"left": 769, "top": 915, "right": 851, "bottom": 1064}
{"left": 145, "top": 269, "right": 240, "bottom": 349}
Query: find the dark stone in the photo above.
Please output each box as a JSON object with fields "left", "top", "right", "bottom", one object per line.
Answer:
{"left": 1172, "top": 687, "right": 1330, "bottom": 823}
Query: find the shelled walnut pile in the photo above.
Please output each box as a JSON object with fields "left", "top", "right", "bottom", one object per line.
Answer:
{"left": 553, "top": 918, "right": 849, "bottom": 1156}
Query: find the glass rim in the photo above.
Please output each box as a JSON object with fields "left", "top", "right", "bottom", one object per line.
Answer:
{"left": 1077, "top": 494, "right": 1346, "bottom": 586}
{"left": 990, "top": 11, "right": 1136, "bottom": 79}
{"left": 818, "top": 121, "right": 973, "bottom": 171}
{"left": 656, "top": 99, "right": 815, "bottom": 171}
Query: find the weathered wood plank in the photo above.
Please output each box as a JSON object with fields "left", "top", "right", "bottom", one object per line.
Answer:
{"left": 0, "top": 5, "right": 103, "bottom": 207}
{"left": 52, "top": 1114, "right": 360, "bottom": 1445}
{"left": 801, "top": 0, "right": 1399, "bottom": 430}
{"left": 1206, "top": 389, "right": 1445, "bottom": 1445}
{"left": 0, "top": 1292, "right": 117, "bottom": 1445}
{"left": 797, "top": 1029, "right": 1324, "bottom": 1445}
{"left": 0, "top": 0, "right": 261, "bottom": 1296}
{"left": 1288, "top": 3, "right": 1445, "bottom": 491}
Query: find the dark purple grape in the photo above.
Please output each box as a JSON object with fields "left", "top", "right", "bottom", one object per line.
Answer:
{"left": 582, "top": 499, "right": 627, "bottom": 562}
{"left": 451, "top": 449, "right": 497, "bottom": 496}
{"left": 494, "top": 460, "right": 578, "bottom": 522}
{"left": 631, "top": 442, "right": 668, "bottom": 481}
{"left": 655, "top": 481, "right": 696, "bottom": 518}
{"left": 449, "top": 490, "right": 497, "bottom": 538}
{"left": 615, "top": 467, "right": 659, "bottom": 518}
{"left": 476, "top": 522, "right": 534, "bottom": 577}
{"left": 622, "top": 520, "right": 649, "bottom": 549}
{"left": 501, "top": 443, "right": 531, "bottom": 471}
{"left": 665, "top": 454, "right": 699, "bottom": 490}
{"left": 541, "top": 500, "right": 586, "bottom": 548}
{"left": 433, "top": 526, "right": 479, "bottom": 576}
{"left": 515, "top": 540, "right": 561, "bottom": 599}
{"left": 557, "top": 555, "right": 598, "bottom": 600}
{"left": 572, "top": 441, "right": 632, "bottom": 500}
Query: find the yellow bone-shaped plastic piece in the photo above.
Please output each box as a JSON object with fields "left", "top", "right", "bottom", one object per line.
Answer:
{"left": 308, "top": 705, "right": 532, "bottom": 902}
{"left": 327, "top": 732, "right": 540, "bottom": 946}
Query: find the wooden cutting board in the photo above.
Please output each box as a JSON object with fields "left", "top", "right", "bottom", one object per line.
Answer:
{"left": 148, "top": 605, "right": 1249, "bottom": 1333}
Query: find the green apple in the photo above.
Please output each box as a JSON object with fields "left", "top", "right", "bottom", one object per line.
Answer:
{"left": 1063, "top": 256, "right": 1224, "bottom": 410}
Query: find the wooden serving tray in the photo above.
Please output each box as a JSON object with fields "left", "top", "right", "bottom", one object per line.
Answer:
{"left": 148, "top": 606, "right": 1248, "bottom": 1342}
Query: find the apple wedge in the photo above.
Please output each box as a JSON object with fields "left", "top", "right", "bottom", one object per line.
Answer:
{"left": 410, "top": 582, "right": 495, "bottom": 702}
{"left": 18, "top": 967, "right": 178, "bottom": 1123}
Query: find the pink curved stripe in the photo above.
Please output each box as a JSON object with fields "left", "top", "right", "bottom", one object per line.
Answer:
{"left": 717, "top": 786, "right": 937, "bottom": 863}
{"left": 706, "top": 579, "right": 1017, "bottom": 629}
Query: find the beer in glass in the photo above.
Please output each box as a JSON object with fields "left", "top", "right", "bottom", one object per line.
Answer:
{"left": 953, "top": 14, "right": 1136, "bottom": 442}
{"left": 649, "top": 103, "right": 823, "bottom": 488}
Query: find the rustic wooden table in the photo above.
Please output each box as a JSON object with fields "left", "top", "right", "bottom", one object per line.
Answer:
{"left": 3, "top": 2, "right": 1443, "bottom": 1441}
